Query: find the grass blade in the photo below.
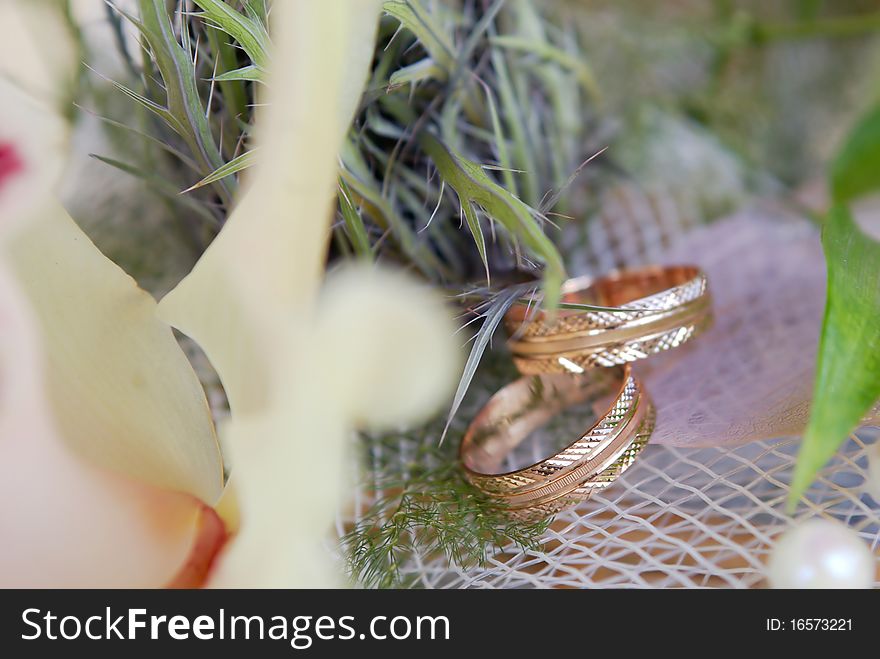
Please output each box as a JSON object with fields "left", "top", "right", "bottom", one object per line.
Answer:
{"left": 462, "top": 201, "right": 489, "bottom": 283}
{"left": 182, "top": 148, "right": 257, "bottom": 192}
{"left": 92, "top": 154, "right": 219, "bottom": 226}
{"left": 387, "top": 57, "right": 443, "bottom": 90}
{"left": 338, "top": 180, "right": 373, "bottom": 259}
{"left": 383, "top": 0, "right": 455, "bottom": 73}
{"left": 213, "top": 64, "right": 265, "bottom": 83}
{"left": 441, "top": 287, "right": 523, "bottom": 443}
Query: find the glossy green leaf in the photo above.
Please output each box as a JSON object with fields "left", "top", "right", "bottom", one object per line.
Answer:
{"left": 830, "top": 105, "right": 880, "bottom": 205}
{"left": 789, "top": 205, "right": 880, "bottom": 508}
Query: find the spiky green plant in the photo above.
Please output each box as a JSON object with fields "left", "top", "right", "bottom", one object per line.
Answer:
{"left": 102, "top": 0, "right": 608, "bottom": 294}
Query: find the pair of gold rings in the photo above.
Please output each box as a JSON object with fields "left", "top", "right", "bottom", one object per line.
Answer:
{"left": 459, "top": 265, "right": 712, "bottom": 520}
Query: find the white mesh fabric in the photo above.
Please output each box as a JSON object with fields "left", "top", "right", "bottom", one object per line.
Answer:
{"left": 390, "top": 431, "right": 879, "bottom": 588}
{"left": 340, "top": 183, "right": 880, "bottom": 588}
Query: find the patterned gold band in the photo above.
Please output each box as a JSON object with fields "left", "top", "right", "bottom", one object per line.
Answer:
{"left": 460, "top": 366, "right": 654, "bottom": 519}
{"left": 505, "top": 265, "right": 711, "bottom": 374}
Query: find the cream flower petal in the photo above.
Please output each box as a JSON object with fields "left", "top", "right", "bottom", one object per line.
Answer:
{"left": 0, "top": 1, "right": 76, "bottom": 94}
{"left": 2, "top": 204, "right": 225, "bottom": 502}
{"left": 0, "top": 56, "right": 224, "bottom": 505}
{"left": 0, "top": 261, "right": 203, "bottom": 588}
{"left": 0, "top": 0, "right": 224, "bottom": 587}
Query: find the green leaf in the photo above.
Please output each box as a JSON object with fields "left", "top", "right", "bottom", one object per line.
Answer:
{"left": 461, "top": 201, "right": 489, "bottom": 283}
{"left": 205, "top": 24, "right": 250, "bottom": 137}
{"left": 789, "top": 205, "right": 880, "bottom": 508}
{"left": 490, "top": 42, "right": 537, "bottom": 205}
{"left": 85, "top": 109, "right": 201, "bottom": 172}
{"left": 830, "top": 105, "right": 880, "bottom": 205}
{"left": 387, "top": 57, "right": 443, "bottom": 90}
{"left": 420, "top": 132, "right": 566, "bottom": 310}
{"left": 489, "top": 35, "right": 601, "bottom": 103}
{"left": 191, "top": 0, "right": 270, "bottom": 67}
{"left": 339, "top": 138, "right": 450, "bottom": 278}
{"left": 213, "top": 64, "right": 265, "bottom": 83}
{"left": 383, "top": 0, "right": 455, "bottom": 73}
{"left": 98, "top": 72, "right": 184, "bottom": 134}
{"left": 133, "top": 0, "right": 232, "bottom": 205}
{"left": 480, "top": 79, "right": 518, "bottom": 197}
{"left": 182, "top": 148, "right": 257, "bottom": 193}
{"left": 337, "top": 180, "right": 373, "bottom": 259}
{"left": 243, "top": 0, "right": 269, "bottom": 23}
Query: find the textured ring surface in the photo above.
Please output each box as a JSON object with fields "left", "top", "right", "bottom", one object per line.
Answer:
{"left": 460, "top": 366, "right": 654, "bottom": 519}
{"left": 506, "top": 265, "right": 711, "bottom": 374}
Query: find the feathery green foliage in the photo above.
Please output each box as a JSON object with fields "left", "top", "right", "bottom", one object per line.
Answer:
{"left": 344, "top": 449, "right": 550, "bottom": 588}
{"left": 343, "top": 349, "right": 550, "bottom": 589}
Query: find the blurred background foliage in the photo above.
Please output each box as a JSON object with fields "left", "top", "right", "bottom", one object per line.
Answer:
{"left": 56, "top": 0, "right": 880, "bottom": 585}
{"left": 67, "top": 0, "right": 880, "bottom": 392}
{"left": 70, "top": 0, "right": 880, "bottom": 295}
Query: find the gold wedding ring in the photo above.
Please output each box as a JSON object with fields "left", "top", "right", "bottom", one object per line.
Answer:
{"left": 462, "top": 264, "right": 710, "bottom": 520}
{"left": 505, "top": 265, "right": 711, "bottom": 375}
{"left": 460, "top": 366, "right": 654, "bottom": 521}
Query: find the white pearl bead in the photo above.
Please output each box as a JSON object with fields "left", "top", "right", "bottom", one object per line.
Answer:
{"left": 768, "top": 519, "right": 875, "bottom": 589}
